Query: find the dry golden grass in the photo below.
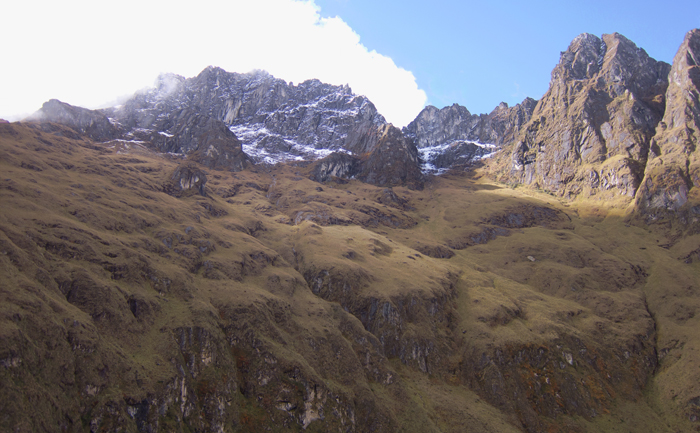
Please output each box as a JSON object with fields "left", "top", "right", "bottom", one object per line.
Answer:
{"left": 1, "top": 122, "right": 698, "bottom": 432}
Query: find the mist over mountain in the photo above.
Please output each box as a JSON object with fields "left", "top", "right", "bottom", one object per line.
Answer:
{"left": 2, "top": 29, "right": 699, "bottom": 433}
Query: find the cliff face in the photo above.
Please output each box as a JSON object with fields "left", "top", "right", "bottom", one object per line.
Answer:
{"left": 403, "top": 99, "right": 536, "bottom": 171}
{"left": 109, "top": 67, "right": 387, "bottom": 164}
{"left": 635, "top": 29, "right": 700, "bottom": 226}
{"left": 26, "top": 99, "right": 119, "bottom": 142}
{"left": 487, "top": 33, "right": 670, "bottom": 204}
{"left": 404, "top": 99, "right": 537, "bottom": 149}
{"left": 309, "top": 125, "right": 424, "bottom": 189}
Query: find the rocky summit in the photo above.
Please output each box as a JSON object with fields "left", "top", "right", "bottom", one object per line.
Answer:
{"left": 487, "top": 32, "right": 672, "bottom": 206}
{"left": 107, "top": 67, "right": 387, "bottom": 165}
{"left": 1, "top": 29, "right": 700, "bottom": 433}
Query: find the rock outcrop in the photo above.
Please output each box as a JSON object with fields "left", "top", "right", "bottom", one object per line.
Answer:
{"left": 487, "top": 33, "right": 671, "bottom": 203}
{"left": 635, "top": 29, "right": 700, "bottom": 225}
{"left": 310, "top": 125, "right": 424, "bottom": 189}
{"left": 356, "top": 125, "right": 424, "bottom": 189}
{"left": 26, "top": 99, "right": 119, "bottom": 142}
{"left": 108, "top": 67, "right": 387, "bottom": 165}
{"left": 309, "top": 152, "right": 360, "bottom": 183}
{"left": 165, "top": 163, "right": 208, "bottom": 197}
{"left": 181, "top": 116, "right": 251, "bottom": 171}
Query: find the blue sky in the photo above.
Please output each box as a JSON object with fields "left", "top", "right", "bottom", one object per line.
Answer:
{"left": 316, "top": 0, "right": 700, "bottom": 114}
{"left": 1, "top": 0, "right": 698, "bottom": 127}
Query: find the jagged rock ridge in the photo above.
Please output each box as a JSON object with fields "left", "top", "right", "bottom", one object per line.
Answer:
{"left": 27, "top": 67, "right": 535, "bottom": 183}
{"left": 28, "top": 68, "right": 430, "bottom": 187}
{"left": 26, "top": 99, "right": 119, "bottom": 142}
{"left": 107, "top": 67, "right": 387, "bottom": 164}
{"left": 403, "top": 99, "right": 537, "bottom": 172}
{"left": 487, "top": 32, "right": 671, "bottom": 203}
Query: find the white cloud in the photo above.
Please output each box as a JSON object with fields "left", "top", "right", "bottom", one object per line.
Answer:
{"left": 0, "top": 0, "right": 426, "bottom": 127}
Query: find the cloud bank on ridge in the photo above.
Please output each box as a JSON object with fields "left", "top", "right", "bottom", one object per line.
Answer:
{"left": 1, "top": 0, "right": 426, "bottom": 127}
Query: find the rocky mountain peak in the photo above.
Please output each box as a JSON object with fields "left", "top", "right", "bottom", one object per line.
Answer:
{"left": 600, "top": 33, "right": 670, "bottom": 101}
{"left": 554, "top": 32, "right": 607, "bottom": 81}
{"left": 403, "top": 98, "right": 536, "bottom": 173}
{"left": 108, "top": 67, "right": 388, "bottom": 167}
{"left": 552, "top": 32, "right": 669, "bottom": 102}
{"left": 491, "top": 101, "right": 510, "bottom": 113}
{"left": 487, "top": 32, "right": 671, "bottom": 204}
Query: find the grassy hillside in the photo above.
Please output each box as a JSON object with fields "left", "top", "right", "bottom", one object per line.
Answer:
{"left": 1, "top": 122, "right": 698, "bottom": 432}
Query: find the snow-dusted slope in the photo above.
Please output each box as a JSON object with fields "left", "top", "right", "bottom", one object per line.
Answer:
{"left": 32, "top": 66, "right": 534, "bottom": 176}
{"left": 419, "top": 140, "right": 497, "bottom": 174}
{"left": 105, "top": 67, "right": 386, "bottom": 164}
{"left": 404, "top": 100, "right": 537, "bottom": 172}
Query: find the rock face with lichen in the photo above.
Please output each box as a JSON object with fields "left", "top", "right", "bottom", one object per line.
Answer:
{"left": 635, "top": 29, "right": 700, "bottom": 226}
{"left": 487, "top": 33, "right": 671, "bottom": 203}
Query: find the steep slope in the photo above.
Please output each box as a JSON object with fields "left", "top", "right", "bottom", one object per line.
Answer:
{"left": 0, "top": 122, "right": 453, "bottom": 433}
{"left": 634, "top": 29, "right": 700, "bottom": 232}
{"left": 2, "top": 121, "right": 699, "bottom": 433}
{"left": 403, "top": 99, "right": 536, "bottom": 172}
{"left": 487, "top": 33, "right": 670, "bottom": 205}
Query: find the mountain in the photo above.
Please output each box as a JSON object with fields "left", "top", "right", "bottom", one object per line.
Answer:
{"left": 27, "top": 67, "right": 536, "bottom": 184}
{"left": 26, "top": 99, "right": 119, "bottom": 142}
{"left": 486, "top": 33, "right": 671, "bottom": 206}
{"left": 2, "top": 29, "right": 700, "bottom": 433}
{"left": 29, "top": 67, "right": 426, "bottom": 188}
{"left": 106, "top": 67, "right": 387, "bottom": 164}
{"left": 403, "top": 99, "right": 537, "bottom": 172}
